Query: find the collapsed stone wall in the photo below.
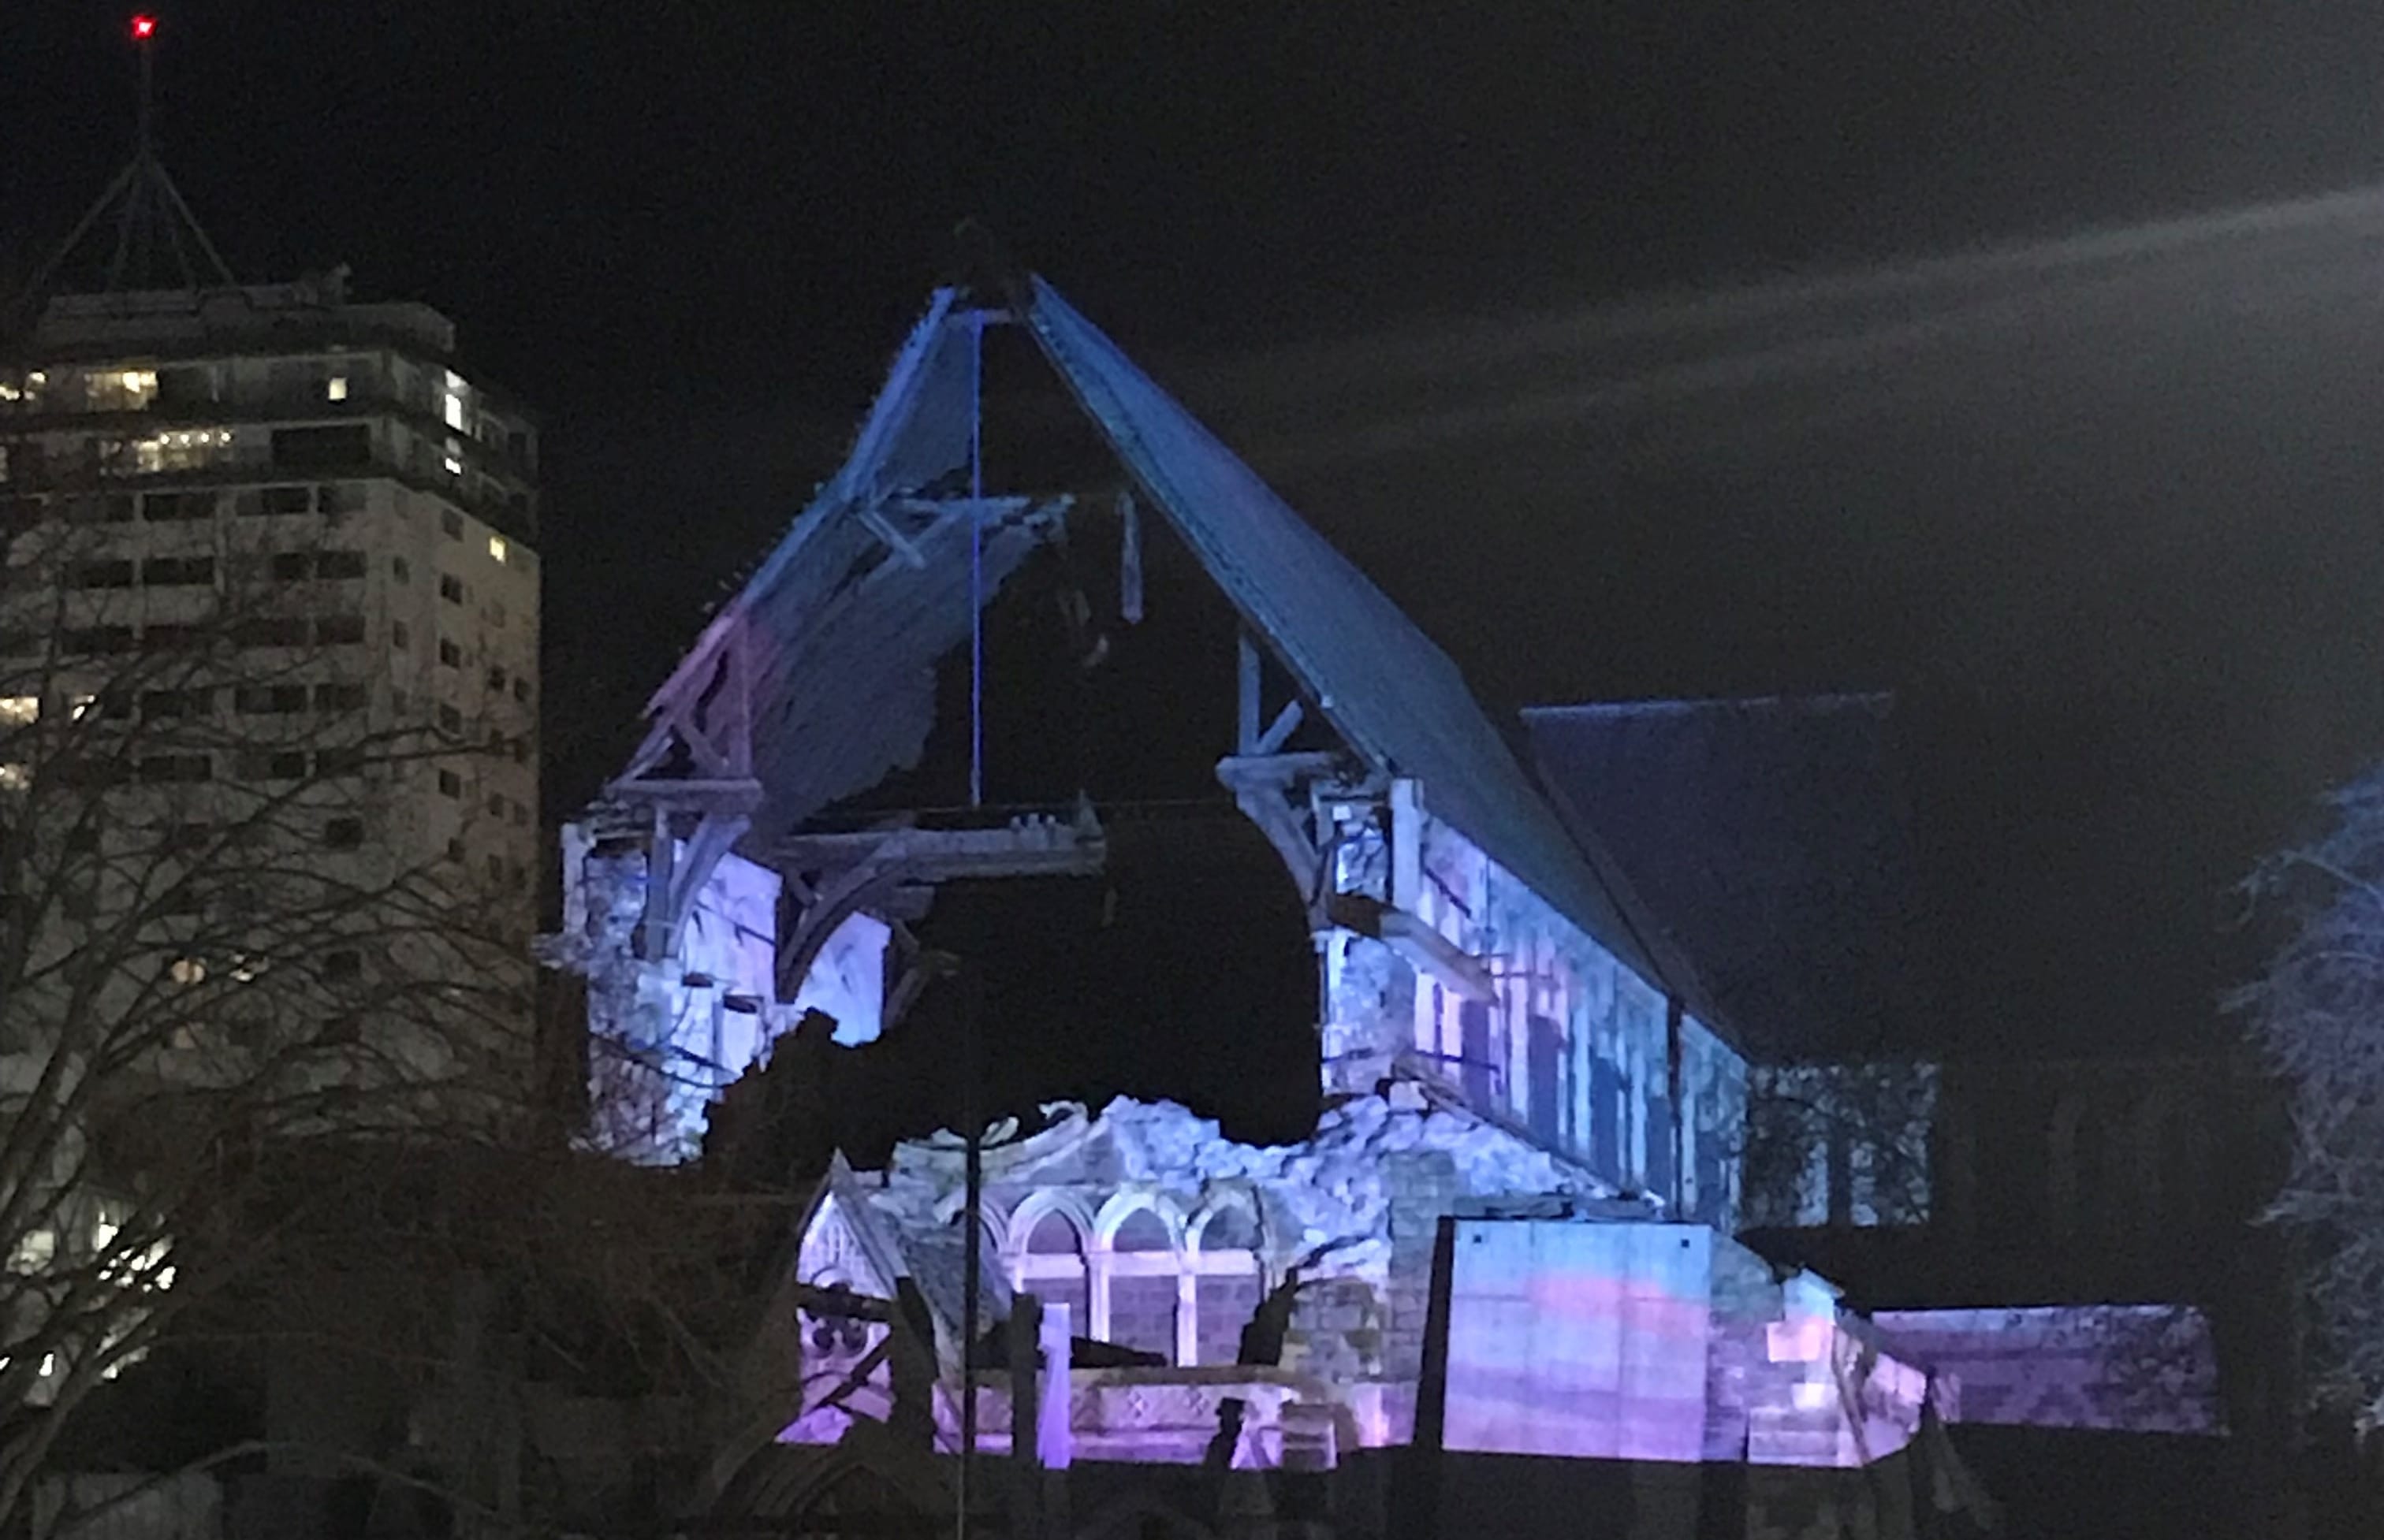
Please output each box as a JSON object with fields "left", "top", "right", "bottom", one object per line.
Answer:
{"left": 860, "top": 1084, "right": 1647, "bottom": 1384}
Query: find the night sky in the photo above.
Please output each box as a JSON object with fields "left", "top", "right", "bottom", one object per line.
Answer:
{"left": 9, "top": 2, "right": 2384, "bottom": 1057}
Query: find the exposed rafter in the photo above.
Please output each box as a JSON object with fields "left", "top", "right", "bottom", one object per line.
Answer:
{"left": 613, "top": 616, "right": 760, "bottom": 803}
{"left": 1216, "top": 752, "right": 1359, "bottom": 927}
{"left": 773, "top": 809, "right": 1108, "bottom": 1001}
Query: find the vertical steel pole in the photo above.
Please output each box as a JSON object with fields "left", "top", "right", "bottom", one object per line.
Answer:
{"left": 967, "top": 310, "right": 986, "bottom": 810}
{"left": 958, "top": 968, "right": 983, "bottom": 1538}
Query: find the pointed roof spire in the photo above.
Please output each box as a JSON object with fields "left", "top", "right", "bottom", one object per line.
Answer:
{"left": 6, "top": 13, "right": 236, "bottom": 326}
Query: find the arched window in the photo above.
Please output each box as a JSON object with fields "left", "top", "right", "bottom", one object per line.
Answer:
{"left": 2129, "top": 1088, "right": 2176, "bottom": 1241}
{"left": 2046, "top": 1095, "right": 2081, "bottom": 1239}
{"left": 1103, "top": 1207, "right": 1181, "bottom": 1363}
{"left": 1011, "top": 1207, "right": 1089, "bottom": 1334}
{"left": 2162, "top": 1090, "right": 2213, "bottom": 1233}
{"left": 1936, "top": 1099, "right": 1977, "bottom": 1247}
{"left": 2048, "top": 1093, "right": 2121, "bottom": 1244}
{"left": 1190, "top": 1202, "right": 1265, "bottom": 1367}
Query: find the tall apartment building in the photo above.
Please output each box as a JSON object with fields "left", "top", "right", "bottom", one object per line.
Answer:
{"left": 0, "top": 31, "right": 546, "bottom": 1438}
{"left": 0, "top": 271, "right": 543, "bottom": 1104}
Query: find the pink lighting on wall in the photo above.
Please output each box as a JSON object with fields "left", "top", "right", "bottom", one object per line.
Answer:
{"left": 1766, "top": 1316, "right": 1830, "bottom": 1364}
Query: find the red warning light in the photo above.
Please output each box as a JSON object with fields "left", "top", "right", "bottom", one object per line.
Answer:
{"left": 130, "top": 14, "right": 157, "bottom": 40}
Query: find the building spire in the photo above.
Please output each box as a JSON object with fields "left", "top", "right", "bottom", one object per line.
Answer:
{"left": 6, "top": 13, "right": 237, "bottom": 325}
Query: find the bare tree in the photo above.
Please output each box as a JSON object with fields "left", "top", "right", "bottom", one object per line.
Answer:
{"left": 0, "top": 483, "right": 540, "bottom": 1530}
{"left": 2231, "top": 765, "right": 2384, "bottom": 1427}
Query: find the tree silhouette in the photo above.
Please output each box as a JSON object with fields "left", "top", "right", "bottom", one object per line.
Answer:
{"left": 0, "top": 483, "right": 537, "bottom": 1530}
{"left": 2232, "top": 763, "right": 2384, "bottom": 1427}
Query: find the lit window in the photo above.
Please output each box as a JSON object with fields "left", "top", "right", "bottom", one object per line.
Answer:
{"left": 443, "top": 455, "right": 464, "bottom": 478}
{"left": 487, "top": 535, "right": 507, "bottom": 564}
{"left": 442, "top": 371, "right": 467, "bottom": 431}
{"left": 0, "top": 694, "right": 35, "bottom": 726}
{"left": 8, "top": 1226, "right": 54, "bottom": 1273}
{"left": 326, "top": 376, "right": 348, "bottom": 402}
{"left": 88, "top": 369, "right": 159, "bottom": 411}
{"left": 0, "top": 762, "right": 27, "bottom": 794}
{"left": 117, "top": 429, "right": 231, "bottom": 475}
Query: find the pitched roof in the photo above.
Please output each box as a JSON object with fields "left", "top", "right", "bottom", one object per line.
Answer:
{"left": 1522, "top": 694, "right": 1934, "bottom": 1057}
{"left": 628, "top": 276, "right": 1713, "bottom": 1017}
{"left": 1017, "top": 279, "right": 1704, "bottom": 1006}
{"left": 628, "top": 290, "right": 1060, "bottom": 838}
{"left": 810, "top": 1155, "right": 1009, "bottom": 1365}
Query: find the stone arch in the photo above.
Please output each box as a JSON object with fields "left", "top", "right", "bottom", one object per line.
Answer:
{"left": 1186, "top": 1190, "right": 1267, "bottom": 1367}
{"left": 1093, "top": 1190, "right": 1190, "bottom": 1252}
{"left": 1005, "top": 1192, "right": 1093, "bottom": 1339}
{"left": 1188, "top": 1190, "right": 1264, "bottom": 1255}
{"left": 1004, "top": 1191, "right": 1096, "bottom": 1259}
{"left": 1095, "top": 1193, "right": 1188, "bottom": 1363}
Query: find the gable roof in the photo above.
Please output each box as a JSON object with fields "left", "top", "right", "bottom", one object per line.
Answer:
{"left": 802, "top": 1155, "right": 1008, "bottom": 1369}
{"left": 628, "top": 276, "right": 1714, "bottom": 1021}
{"left": 1015, "top": 278, "right": 1704, "bottom": 1008}
{"left": 1523, "top": 694, "right": 1934, "bottom": 1057}
{"left": 626, "top": 289, "right": 1058, "bottom": 838}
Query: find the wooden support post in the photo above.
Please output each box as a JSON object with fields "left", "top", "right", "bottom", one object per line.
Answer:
{"left": 1390, "top": 777, "right": 1423, "bottom": 911}
{"left": 1395, "top": 1215, "right": 1459, "bottom": 1540}
{"left": 888, "top": 1278, "right": 938, "bottom": 1452}
{"left": 1008, "top": 1294, "right": 1045, "bottom": 1538}
{"left": 635, "top": 809, "right": 678, "bottom": 960}
{"left": 1237, "top": 631, "right": 1263, "bottom": 754}
{"left": 1118, "top": 487, "right": 1144, "bottom": 624}
{"left": 1255, "top": 698, "right": 1305, "bottom": 755}
{"left": 1039, "top": 1301, "right": 1072, "bottom": 1540}
{"left": 1667, "top": 994, "right": 1687, "bottom": 1216}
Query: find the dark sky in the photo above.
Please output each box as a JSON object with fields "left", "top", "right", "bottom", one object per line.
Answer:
{"left": 9, "top": 2, "right": 2384, "bottom": 1052}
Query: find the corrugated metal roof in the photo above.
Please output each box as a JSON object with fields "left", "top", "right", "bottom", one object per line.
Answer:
{"left": 1018, "top": 277, "right": 1706, "bottom": 1013}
